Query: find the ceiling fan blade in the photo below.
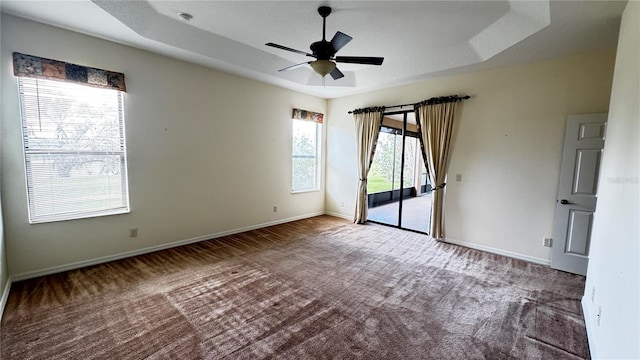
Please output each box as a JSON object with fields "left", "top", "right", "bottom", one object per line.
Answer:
{"left": 266, "top": 43, "right": 313, "bottom": 57}
{"left": 278, "top": 61, "right": 312, "bottom": 72}
{"left": 331, "top": 31, "right": 352, "bottom": 53}
{"left": 330, "top": 67, "right": 344, "bottom": 80}
{"left": 335, "top": 56, "right": 384, "bottom": 65}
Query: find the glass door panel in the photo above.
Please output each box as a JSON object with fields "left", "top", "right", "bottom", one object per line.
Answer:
{"left": 366, "top": 128, "right": 400, "bottom": 226}
{"left": 400, "top": 134, "right": 431, "bottom": 233}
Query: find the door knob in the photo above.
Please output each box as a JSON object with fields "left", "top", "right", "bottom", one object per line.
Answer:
{"left": 560, "top": 199, "right": 570, "bottom": 205}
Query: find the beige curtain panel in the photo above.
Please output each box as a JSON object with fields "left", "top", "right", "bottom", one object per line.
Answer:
{"left": 353, "top": 108, "right": 384, "bottom": 223}
{"left": 416, "top": 101, "right": 461, "bottom": 239}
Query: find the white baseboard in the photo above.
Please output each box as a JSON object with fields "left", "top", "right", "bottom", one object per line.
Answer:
{"left": 11, "top": 212, "right": 325, "bottom": 282}
{"left": 0, "top": 277, "right": 12, "bottom": 321}
{"left": 321, "top": 216, "right": 550, "bottom": 266}
{"left": 324, "top": 211, "right": 352, "bottom": 221}
{"left": 444, "top": 237, "right": 551, "bottom": 266}
{"left": 581, "top": 296, "right": 598, "bottom": 359}
{"left": 323, "top": 216, "right": 549, "bottom": 266}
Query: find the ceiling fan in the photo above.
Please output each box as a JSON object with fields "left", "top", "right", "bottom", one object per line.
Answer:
{"left": 266, "top": 6, "right": 384, "bottom": 80}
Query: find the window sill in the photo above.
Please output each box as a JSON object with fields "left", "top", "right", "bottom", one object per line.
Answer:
{"left": 29, "top": 208, "right": 130, "bottom": 224}
{"left": 291, "top": 188, "right": 321, "bottom": 194}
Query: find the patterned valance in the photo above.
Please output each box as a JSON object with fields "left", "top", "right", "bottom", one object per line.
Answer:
{"left": 12, "top": 52, "right": 126, "bottom": 92}
{"left": 292, "top": 108, "right": 323, "bottom": 124}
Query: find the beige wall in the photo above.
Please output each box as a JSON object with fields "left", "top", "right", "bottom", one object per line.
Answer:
{"left": 583, "top": 1, "right": 639, "bottom": 358}
{"left": 326, "top": 48, "right": 615, "bottom": 262}
{"left": 1, "top": 14, "right": 326, "bottom": 277}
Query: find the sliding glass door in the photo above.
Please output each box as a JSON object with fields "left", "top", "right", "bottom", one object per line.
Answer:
{"left": 367, "top": 111, "right": 432, "bottom": 234}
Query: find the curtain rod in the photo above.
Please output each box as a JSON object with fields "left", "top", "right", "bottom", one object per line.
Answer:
{"left": 348, "top": 95, "right": 470, "bottom": 114}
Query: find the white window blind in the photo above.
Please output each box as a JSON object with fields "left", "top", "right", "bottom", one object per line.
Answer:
{"left": 292, "top": 119, "right": 321, "bottom": 192}
{"left": 18, "top": 77, "right": 130, "bottom": 223}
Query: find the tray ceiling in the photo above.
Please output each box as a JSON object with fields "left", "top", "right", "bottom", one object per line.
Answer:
{"left": 0, "top": 1, "right": 626, "bottom": 99}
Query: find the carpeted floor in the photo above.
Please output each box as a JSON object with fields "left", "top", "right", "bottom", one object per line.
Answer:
{"left": 1, "top": 215, "right": 589, "bottom": 359}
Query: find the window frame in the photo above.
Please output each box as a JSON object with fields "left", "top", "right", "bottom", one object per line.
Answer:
{"left": 291, "top": 118, "right": 321, "bottom": 193}
{"left": 17, "top": 77, "right": 131, "bottom": 224}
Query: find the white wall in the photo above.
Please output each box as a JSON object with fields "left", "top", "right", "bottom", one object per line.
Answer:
{"left": 326, "top": 49, "right": 615, "bottom": 263}
{"left": 1, "top": 14, "right": 326, "bottom": 277}
{"left": 0, "top": 7, "right": 8, "bottom": 311}
{"left": 582, "top": 1, "right": 640, "bottom": 358}
{"left": 0, "top": 48, "right": 6, "bottom": 311}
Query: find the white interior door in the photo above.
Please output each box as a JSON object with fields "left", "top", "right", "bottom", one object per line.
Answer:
{"left": 551, "top": 113, "right": 607, "bottom": 275}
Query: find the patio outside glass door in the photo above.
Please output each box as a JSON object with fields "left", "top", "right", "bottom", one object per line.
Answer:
{"left": 367, "top": 111, "right": 432, "bottom": 234}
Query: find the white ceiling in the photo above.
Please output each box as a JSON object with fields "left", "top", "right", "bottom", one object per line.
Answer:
{"left": 0, "top": 1, "right": 626, "bottom": 99}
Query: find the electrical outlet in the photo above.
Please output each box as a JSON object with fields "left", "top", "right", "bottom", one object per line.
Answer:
{"left": 591, "top": 287, "right": 596, "bottom": 303}
{"left": 129, "top": 228, "right": 138, "bottom": 238}
{"left": 273, "top": 205, "right": 278, "bottom": 213}
{"left": 543, "top": 237, "right": 552, "bottom": 247}
{"left": 597, "top": 306, "right": 602, "bottom": 326}
{"left": 340, "top": 201, "right": 345, "bottom": 208}
{"left": 456, "top": 174, "right": 462, "bottom": 182}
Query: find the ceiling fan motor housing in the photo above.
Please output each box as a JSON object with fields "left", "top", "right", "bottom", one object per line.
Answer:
{"left": 310, "top": 41, "right": 336, "bottom": 60}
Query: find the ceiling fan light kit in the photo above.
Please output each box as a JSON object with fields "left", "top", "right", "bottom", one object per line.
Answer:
{"left": 310, "top": 60, "right": 336, "bottom": 77}
{"left": 266, "top": 6, "right": 384, "bottom": 81}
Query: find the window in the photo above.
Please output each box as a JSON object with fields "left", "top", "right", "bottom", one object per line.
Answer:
{"left": 18, "top": 77, "right": 130, "bottom": 223}
{"left": 292, "top": 118, "right": 321, "bottom": 192}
